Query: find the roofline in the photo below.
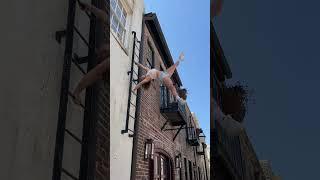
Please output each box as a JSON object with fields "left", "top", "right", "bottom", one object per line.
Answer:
{"left": 144, "top": 13, "right": 183, "bottom": 86}
{"left": 211, "top": 23, "right": 232, "bottom": 79}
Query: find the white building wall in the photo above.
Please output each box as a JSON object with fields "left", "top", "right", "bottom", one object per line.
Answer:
{"left": 110, "top": 0, "right": 144, "bottom": 179}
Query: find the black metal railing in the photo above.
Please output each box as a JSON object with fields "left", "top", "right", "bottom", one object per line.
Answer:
{"left": 186, "top": 117, "right": 200, "bottom": 146}
{"left": 160, "top": 85, "right": 190, "bottom": 141}
{"left": 160, "top": 85, "right": 188, "bottom": 125}
{"left": 215, "top": 120, "right": 245, "bottom": 179}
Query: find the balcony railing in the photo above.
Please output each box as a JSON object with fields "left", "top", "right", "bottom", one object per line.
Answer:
{"left": 187, "top": 123, "right": 200, "bottom": 146}
{"left": 214, "top": 120, "right": 245, "bottom": 179}
{"left": 187, "top": 128, "right": 200, "bottom": 146}
{"left": 160, "top": 86, "right": 188, "bottom": 126}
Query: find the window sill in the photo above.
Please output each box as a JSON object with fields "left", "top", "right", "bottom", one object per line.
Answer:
{"left": 111, "top": 30, "right": 129, "bottom": 56}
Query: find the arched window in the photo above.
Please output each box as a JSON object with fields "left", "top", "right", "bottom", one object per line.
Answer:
{"left": 152, "top": 152, "right": 173, "bottom": 180}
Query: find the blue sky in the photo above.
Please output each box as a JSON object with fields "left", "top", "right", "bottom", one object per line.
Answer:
{"left": 215, "top": 0, "right": 320, "bottom": 179}
{"left": 144, "top": 0, "right": 210, "bottom": 144}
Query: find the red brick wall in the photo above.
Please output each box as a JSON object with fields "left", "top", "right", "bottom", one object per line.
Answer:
{"left": 133, "top": 22, "right": 206, "bottom": 180}
{"left": 94, "top": 1, "right": 109, "bottom": 179}
{"left": 94, "top": 80, "right": 109, "bottom": 180}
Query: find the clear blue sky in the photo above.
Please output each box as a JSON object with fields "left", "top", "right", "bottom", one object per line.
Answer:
{"left": 215, "top": 0, "right": 320, "bottom": 179}
{"left": 144, "top": 0, "right": 210, "bottom": 144}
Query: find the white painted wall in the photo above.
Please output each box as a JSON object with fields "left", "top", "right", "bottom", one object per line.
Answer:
{"left": 0, "top": 0, "right": 94, "bottom": 179}
{"left": 110, "top": 0, "right": 144, "bottom": 179}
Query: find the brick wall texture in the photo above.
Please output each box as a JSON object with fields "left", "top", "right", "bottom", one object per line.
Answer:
{"left": 94, "top": 79, "right": 109, "bottom": 180}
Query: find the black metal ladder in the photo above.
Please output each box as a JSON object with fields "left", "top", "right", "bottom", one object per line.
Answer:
{"left": 52, "top": 0, "right": 98, "bottom": 179}
{"left": 121, "top": 31, "right": 141, "bottom": 137}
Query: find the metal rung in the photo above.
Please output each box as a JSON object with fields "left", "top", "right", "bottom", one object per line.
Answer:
{"left": 73, "top": 26, "right": 90, "bottom": 47}
{"left": 130, "top": 102, "right": 136, "bottom": 107}
{"left": 84, "top": 11, "right": 91, "bottom": 18}
{"left": 129, "top": 114, "right": 135, "bottom": 120}
{"left": 131, "top": 91, "right": 137, "bottom": 96}
{"left": 132, "top": 70, "right": 138, "bottom": 76}
{"left": 76, "top": 0, "right": 92, "bottom": 18}
{"left": 128, "top": 129, "right": 134, "bottom": 133}
{"left": 62, "top": 168, "right": 78, "bottom": 180}
{"left": 65, "top": 129, "right": 82, "bottom": 144}
{"left": 134, "top": 47, "right": 140, "bottom": 53}
{"left": 68, "top": 91, "right": 85, "bottom": 109}
{"left": 134, "top": 52, "right": 140, "bottom": 58}
{"left": 132, "top": 80, "right": 138, "bottom": 84}
{"left": 72, "top": 57, "right": 86, "bottom": 74}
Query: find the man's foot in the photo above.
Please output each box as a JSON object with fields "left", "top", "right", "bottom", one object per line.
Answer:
{"left": 179, "top": 52, "right": 185, "bottom": 61}
{"left": 176, "top": 96, "right": 186, "bottom": 105}
{"left": 78, "top": 1, "right": 89, "bottom": 11}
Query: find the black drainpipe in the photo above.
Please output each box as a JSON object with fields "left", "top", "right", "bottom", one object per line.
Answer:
{"left": 130, "top": 15, "right": 145, "bottom": 180}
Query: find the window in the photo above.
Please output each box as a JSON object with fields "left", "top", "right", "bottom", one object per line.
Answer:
{"left": 193, "top": 163, "right": 197, "bottom": 180}
{"left": 184, "top": 158, "right": 188, "bottom": 180}
{"left": 110, "top": 0, "right": 127, "bottom": 44}
{"left": 153, "top": 153, "right": 172, "bottom": 180}
{"left": 188, "top": 161, "right": 193, "bottom": 180}
{"left": 187, "top": 118, "right": 196, "bottom": 142}
{"left": 145, "top": 42, "right": 155, "bottom": 69}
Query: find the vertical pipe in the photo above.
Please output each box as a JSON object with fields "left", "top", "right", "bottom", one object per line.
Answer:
{"left": 52, "top": 0, "right": 76, "bottom": 179}
{"left": 203, "top": 143, "right": 209, "bottom": 180}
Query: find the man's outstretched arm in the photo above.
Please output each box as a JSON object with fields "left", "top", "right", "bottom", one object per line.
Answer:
{"left": 78, "top": 1, "right": 108, "bottom": 23}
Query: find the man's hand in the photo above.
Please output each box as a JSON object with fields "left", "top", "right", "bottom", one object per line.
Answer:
{"left": 78, "top": 1, "right": 89, "bottom": 11}
{"left": 179, "top": 52, "right": 185, "bottom": 61}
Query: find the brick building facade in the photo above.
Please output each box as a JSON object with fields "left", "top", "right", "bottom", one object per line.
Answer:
{"left": 131, "top": 13, "right": 209, "bottom": 180}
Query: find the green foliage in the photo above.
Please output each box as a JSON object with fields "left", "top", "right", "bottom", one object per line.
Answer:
{"left": 221, "top": 81, "right": 254, "bottom": 123}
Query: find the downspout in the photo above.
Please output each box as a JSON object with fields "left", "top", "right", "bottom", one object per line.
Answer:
{"left": 130, "top": 14, "right": 145, "bottom": 180}
{"left": 203, "top": 143, "right": 209, "bottom": 180}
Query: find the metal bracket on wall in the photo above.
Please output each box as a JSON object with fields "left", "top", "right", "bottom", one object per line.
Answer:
{"left": 55, "top": 30, "right": 66, "bottom": 44}
{"left": 73, "top": 54, "right": 89, "bottom": 64}
{"left": 161, "top": 121, "right": 187, "bottom": 141}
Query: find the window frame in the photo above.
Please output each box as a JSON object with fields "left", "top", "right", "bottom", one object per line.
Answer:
{"left": 110, "top": 0, "right": 128, "bottom": 46}
{"left": 184, "top": 158, "right": 188, "bottom": 180}
{"left": 152, "top": 153, "right": 172, "bottom": 180}
{"left": 145, "top": 41, "right": 155, "bottom": 69}
{"left": 188, "top": 160, "right": 193, "bottom": 180}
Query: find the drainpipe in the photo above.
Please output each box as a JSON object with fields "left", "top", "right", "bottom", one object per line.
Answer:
{"left": 203, "top": 143, "right": 209, "bottom": 180}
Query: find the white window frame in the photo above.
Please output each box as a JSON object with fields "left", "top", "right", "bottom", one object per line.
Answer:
{"left": 110, "top": 0, "right": 129, "bottom": 48}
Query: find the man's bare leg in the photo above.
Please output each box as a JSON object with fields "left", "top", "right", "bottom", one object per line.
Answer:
{"left": 72, "top": 59, "right": 107, "bottom": 105}
{"left": 166, "top": 52, "right": 184, "bottom": 77}
{"left": 133, "top": 76, "right": 152, "bottom": 91}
